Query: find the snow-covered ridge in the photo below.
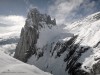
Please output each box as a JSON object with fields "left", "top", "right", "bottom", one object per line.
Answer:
{"left": 66, "top": 11, "right": 100, "bottom": 47}
{"left": 0, "top": 50, "right": 52, "bottom": 75}
{"left": 85, "top": 11, "right": 100, "bottom": 22}
{"left": 64, "top": 11, "right": 100, "bottom": 74}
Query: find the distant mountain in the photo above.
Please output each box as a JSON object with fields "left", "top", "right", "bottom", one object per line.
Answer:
{"left": 0, "top": 32, "right": 19, "bottom": 56}
{"left": 14, "top": 8, "right": 100, "bottom": 75}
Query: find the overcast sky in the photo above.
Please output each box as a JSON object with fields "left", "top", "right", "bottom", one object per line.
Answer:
{"left": 0, "top": 0, "right": 100, "bottom": 18}
{"left": 0, "top": 0, "right": 100, "bottom": 35}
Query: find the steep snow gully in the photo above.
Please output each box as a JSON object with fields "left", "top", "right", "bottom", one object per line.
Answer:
{"left": 14, "top": 8, "right": 100, "bottom": 75}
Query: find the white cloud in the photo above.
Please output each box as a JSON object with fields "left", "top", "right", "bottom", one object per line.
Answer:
{"left": 48, "top": 0, "right": 96, "bottom": 24}
{"left": 48, "top": 0, "right": 84, "bottom": 24}
{"left": 0, "top": 15, "right": 26, "bottom": 35}
{"left": 0, "top": 43, "right": 17, "bottom": 56}
{"left": 0, "top": 15, "right": 25, "bottom": 56}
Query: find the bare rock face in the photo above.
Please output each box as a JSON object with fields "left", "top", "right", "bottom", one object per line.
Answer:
{"left": 89, "top": 61, "right": 100, "bottom": 75}
{"left": 14, "top": 8, "right": 56, "bottom": 62}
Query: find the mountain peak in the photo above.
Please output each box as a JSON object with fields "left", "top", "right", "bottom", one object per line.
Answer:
{"left": 27, "top": 8, "right": 39, "bottom": 18}
{"left": 14, "top": 8, "right": 56, "bottom": 62}
{"left": 26, "top": 8, "right": 56, "bottom": 28}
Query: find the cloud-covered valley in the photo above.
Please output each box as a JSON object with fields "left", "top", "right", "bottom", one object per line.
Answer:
{"left": 0, "top": 15, "right": 25, "bottom": 55}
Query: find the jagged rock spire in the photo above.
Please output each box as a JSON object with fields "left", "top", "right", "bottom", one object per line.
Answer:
{"left": 27, "top": 8, "right": 39, "bottom": 19}
{"left": 25, "top": 8, "right": 56, "bottom": 28}
{"left": 14, "top": 8, "right": 56, "bottom": 62}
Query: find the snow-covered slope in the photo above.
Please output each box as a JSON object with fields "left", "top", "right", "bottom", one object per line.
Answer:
{"left": 66, "top": 12, "right": 100, "bottom": 47}
{"left": 64, "top": 11, "right": 100, "bottom": 74}
{"left": 14, "top": 8, "right": 100, "bottom": 75}
{"left": 0, "top": 50, "right": 51, "bottom": 75}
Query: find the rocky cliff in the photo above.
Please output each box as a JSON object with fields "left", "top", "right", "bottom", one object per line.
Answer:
{"left": 14, "top": 8, "right": 56, "bottom": 62}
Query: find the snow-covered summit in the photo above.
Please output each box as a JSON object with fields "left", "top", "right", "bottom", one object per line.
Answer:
{"left": 86, "top": 11, "right": 100, "bottom": 22}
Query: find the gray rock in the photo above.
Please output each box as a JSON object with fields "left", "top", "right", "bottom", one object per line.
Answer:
{"left": 14, "top": 8, "right": 56, "bottom": 62}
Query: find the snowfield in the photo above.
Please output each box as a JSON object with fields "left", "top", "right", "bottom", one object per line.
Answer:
{"left": 0, "top": 50, "right": 52, "bottom": 75}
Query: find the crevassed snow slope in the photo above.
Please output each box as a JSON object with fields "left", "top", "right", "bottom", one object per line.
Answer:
{"left": 0, "top": 50, "right": 52, "bottom": 75}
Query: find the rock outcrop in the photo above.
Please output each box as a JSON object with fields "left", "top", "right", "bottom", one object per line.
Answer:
{"left": 14, "top": 8, "right": 56, "bottom": 62}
